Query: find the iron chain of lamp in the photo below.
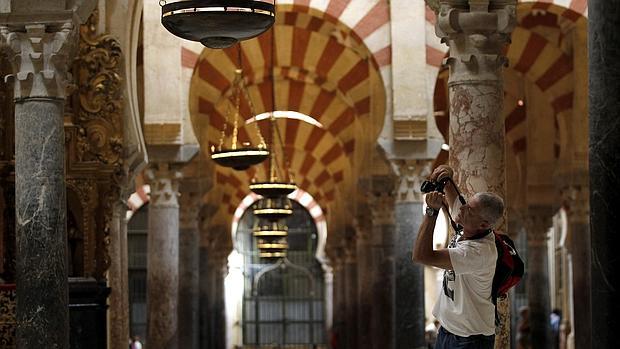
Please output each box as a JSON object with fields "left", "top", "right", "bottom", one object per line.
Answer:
{"left": 210, "top": 46, "right": 269, "bottom": 170}
{"left": 160, "top": 0, "right": 276, "bottom": 49}
{"left": 251, "top": 24, "right": 297, "bottom": 259}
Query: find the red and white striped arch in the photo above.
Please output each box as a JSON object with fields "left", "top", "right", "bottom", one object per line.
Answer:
{"left": 188, "top": 5, "right": 388, "bottom": 230}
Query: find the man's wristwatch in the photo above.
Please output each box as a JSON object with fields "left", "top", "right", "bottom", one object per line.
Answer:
{"left": 425, "top": 206, "right": 439, "bottom": 217}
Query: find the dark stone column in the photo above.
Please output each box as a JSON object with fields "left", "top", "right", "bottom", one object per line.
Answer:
{"left": 146, "top": 163, "right": 181, "bottom": 349}
{"left": 211, "top": 253, "right": 227, "bottom": 349}
{"left": 558, "top": 176, "right": 591, "bottom": 349}
{"left": 589, "top": 2, "right": 620, "bottom": 348}
{"left": 369, "top": 186, "right": 396, "bottom": 349}
{"left": 2, "top": 23, "right": 75, "bottom": 349}
{"left": 198, "top": 245, "right": 211, "bottom": 348}
{"left": 178, "top": 182, "right": 201, "bottom": 349}
{"left": 355, "top": 228, "right": 373, "bottom": 349}
{"left": 394, "top": 160, "right": 429, "bottom": 349}
{"left": 526, "top": 207, "right": 553, "bottom": 349}
{"left": 329, "top": 251, "right": 346, "bottom": 347}
{"left": 343, "top": 243, "right": 358, "bottom": 349}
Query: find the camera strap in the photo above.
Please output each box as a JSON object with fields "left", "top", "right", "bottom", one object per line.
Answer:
{"left": 441, "top": 201, "right": 463, "bottom": 234}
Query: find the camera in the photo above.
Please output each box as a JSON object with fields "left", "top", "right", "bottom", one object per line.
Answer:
{"left": 420, "top": 177, "right": 450, "bottom": 193}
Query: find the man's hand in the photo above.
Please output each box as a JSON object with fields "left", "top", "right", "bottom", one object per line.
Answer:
{"left": 431, "top": 164, "right": 454, "bottom": 182}
{"left": 430, "top": 164, "right": 457, "bottom": 208}
{"left": 425, "top": 191, "right": 445, "bottom": 210}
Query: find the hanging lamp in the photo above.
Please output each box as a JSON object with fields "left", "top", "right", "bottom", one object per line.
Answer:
{"left": 254, "top": 221, "right": 288, "bottom": 258}
{"left": 249, "top": 22, "right": 297, "bottom": 206}
{"left": 252, "top": 25, "right": 295, "bottom": 259}
{"left": 211, "top": 46, "right": 269, "bottom": 170}
{"left": 160, "top": 0, "right": 276, "bottom": 49}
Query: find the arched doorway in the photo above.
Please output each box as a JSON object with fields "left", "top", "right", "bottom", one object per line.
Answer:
{"left": 229, "top": 200, "right": 328, "bottom": 348}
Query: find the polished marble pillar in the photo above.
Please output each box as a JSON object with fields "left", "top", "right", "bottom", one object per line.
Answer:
{"left": 210, "top": 250, "right": 228, "bottom": 349}
{"left": 589, "top": 2, "right": 620, "bottom": 347}
{"left": 2, "top": 22, "right": 75, "bottom": 349}
{"left": 108, "top": 199, "right": 130, "bottom": 349}
{"left": 343, "top": 243, "right": 358, "bottom": 349}
{"left": 146, "top": 163, "right": 181, "bottom": 349}
{"left": 178, "top": 181, "right": 202, "bottom": 349}
{"left": 355, "top": 216, "right": 373, "bottom": 349}
{"left": 558, "top": 175, "right": 590, "bottom": 349}
{"left": 433, "top": 1, "right": 516, "bottom": 346}
{"left": 329, "top": 251, "right": 346, "bottom": 346}
{"left": 369, "top": 190, "right": 395, "bottom": 349}
{"left": 394, "top": 160, "right": 430, "bottom": 349}
{"left": 198, "top": 243, "right": 211, "bottom": 349}
{"left": 526, "top": 207, "right": 553, "bottom": 349}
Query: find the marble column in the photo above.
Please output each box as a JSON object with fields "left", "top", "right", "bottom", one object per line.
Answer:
{"left": 210, "top": 251, "right": 228, "bottom": 349}
{"left": 394, "top": 160, "right": 430, "bottom": 349}
{"left": 146, "top": 163, "right": 181, "bottom": 349}
{"left": 369, "top": 190, "right": 395, "bottom": 349}
{"left": 198, "top": 244, "right": 211, "bottom": 348}
{"left": 558, "top": 176, "right": 590, "bottom": 349}
{"left": 178, "top": 181, "right": 202, "bottom": 349}
{"left": 329, "top": 250, "right": 346, "bottom": 346}
{"left": 108, "top": 199, "right": 131, "bottom": 349}
{"left": 434, "top": 1, "right": 516, "bottom": 347}
{"left": 355, "top": 215, "right": 373, "bottom": 349}
{"left": 589, "top": 2, "right": 620, "bottom": 348}
{"left": 343, "top": 242, "right": 358, "bottom": 349}
{"left": 2, "top": 23, "right": 75, "bottom": 349}
{"left": 525, "top": 207, "right": 553, "bottom": 349}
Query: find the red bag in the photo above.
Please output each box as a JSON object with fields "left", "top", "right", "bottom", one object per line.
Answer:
{"left": 491, "top": 231, "right": 525, "bottom": 302}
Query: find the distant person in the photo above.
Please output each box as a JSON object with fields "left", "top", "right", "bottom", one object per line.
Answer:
{"left": 413, "top": 165, "right": 502, "bottom": 349}
{"left": 516, "top": 306, "right": 531, "bottom": 349}
{"left": 130, "top": 335, "right": 143, "bottom": 349}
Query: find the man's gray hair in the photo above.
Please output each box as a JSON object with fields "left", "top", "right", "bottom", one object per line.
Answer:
{"left": 474, "top": 192, "right": 504, "bottom": 227}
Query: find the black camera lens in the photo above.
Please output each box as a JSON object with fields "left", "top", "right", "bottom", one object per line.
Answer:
{"left": 420, "top": 178, "right": 448, "bottom": 193}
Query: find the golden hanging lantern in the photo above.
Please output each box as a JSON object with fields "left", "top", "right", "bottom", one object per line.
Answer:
{"left": 210, "top": 61, "right": 269, "bottom": 170}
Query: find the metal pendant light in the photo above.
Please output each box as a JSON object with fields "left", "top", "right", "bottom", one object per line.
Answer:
{"left": 160, "top": 0, "right": 276, "bottom": 49}
{"left": 251, "top": 25, "right": 296, "bottom": 259}
{"left": 210, "top": 45, "right": 269, "bottom": 170}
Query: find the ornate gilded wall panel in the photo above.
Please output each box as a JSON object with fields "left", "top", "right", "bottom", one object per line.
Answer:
{"left": 0, "top": 285, "right": 16, "bottom": 347}
{"left": 64, "top": 9, "right": 124, "bottom": 279}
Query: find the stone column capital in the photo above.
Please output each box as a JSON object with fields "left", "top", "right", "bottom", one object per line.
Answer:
{"left": 146, "top": 162, "right": 182, "bottom": 208}
{"left": 178, "top": 183, "right": 203, "bottom": 230}
{"left": 555, "top": 171, "right": 589, "bottom": 224}
{"left": 435, "top": 1, "right": 516, "bottom": 85}
{"left": 391, "top": 159, "right": 433, "bottom": 203}
{"left": 328, "top": 248, "right": 345, "bottom": 271}
{"left": 1, "top": 22, "right": 76, "bottom": 100}
{"left": 525, "top": 206, "right": 554, "bottom": 247}
{"left": 368, "top": 191, "right": 395, "bottom": 227}
{"left": 344, "top": 243, "right": 357, "bottom": 263}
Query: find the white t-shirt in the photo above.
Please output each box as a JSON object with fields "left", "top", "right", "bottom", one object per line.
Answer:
{"left": 431, "top": 199, "right": 498, "bottom": 337}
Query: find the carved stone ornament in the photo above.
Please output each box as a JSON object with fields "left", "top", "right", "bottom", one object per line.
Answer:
{"left": 179, "top": 189, "right": 202, "bottom": 230}
{"left": 146, "top": 164, "right": 182, "bottom": 208}
{"left": 435, "top": 1, "right": 516, "bottom": 85}
{"left": 393, "top": 159, "right": 432, "bottom": 203}
{"left": 1, "top": 23, "right": 75, "bottom": 100}
{"left": 74, "top": 9, "right": 123, "bottom": 168}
